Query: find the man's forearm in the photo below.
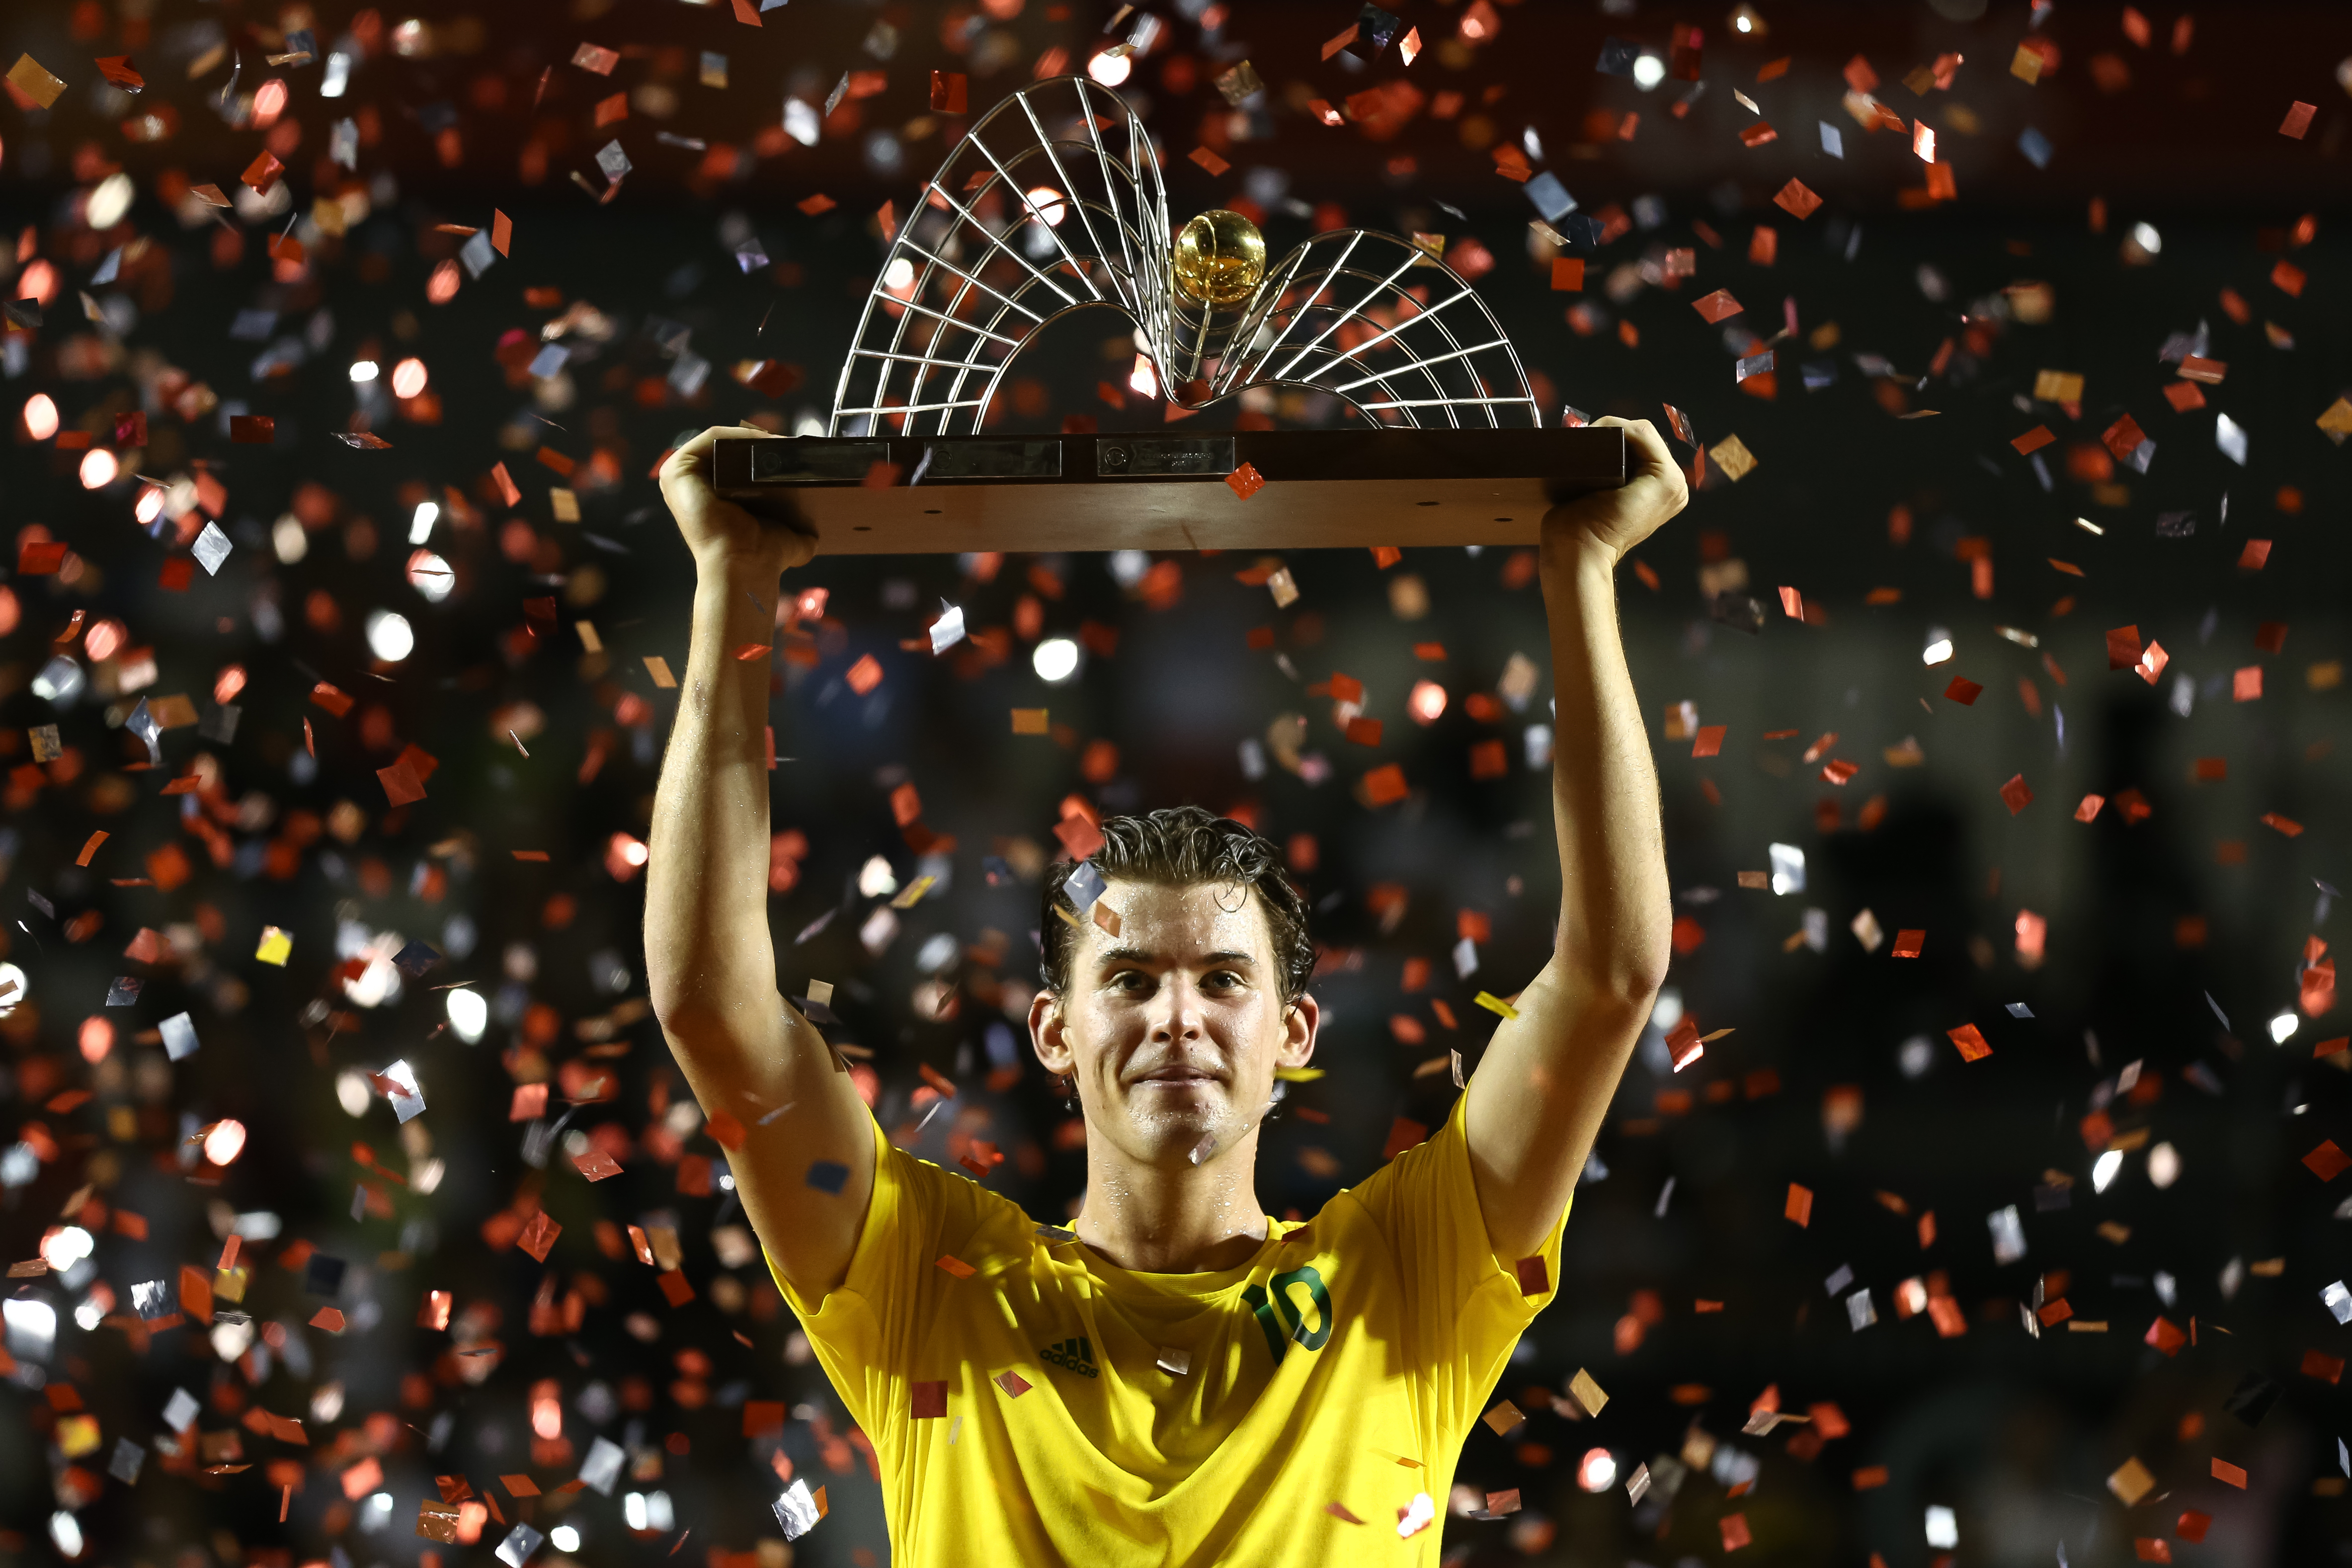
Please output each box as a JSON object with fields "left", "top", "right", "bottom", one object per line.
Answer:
{"left": 642, "top": 435, "right": 873, "bottom": 1297}
{"left": 1538, "top": 536, "right": 1673, "bottom": 1007}
{"left": 645, "top": 564, "right": 783, "bottom": 1033}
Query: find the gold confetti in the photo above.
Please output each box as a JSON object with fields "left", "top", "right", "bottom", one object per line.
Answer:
{"left": 7, "top": 54, "right": 67, "bottom": 110}
{"left": 1709, "top": 434, "right": 1759, "bottom": 482}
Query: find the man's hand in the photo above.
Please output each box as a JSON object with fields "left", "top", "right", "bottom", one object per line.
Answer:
{"left": 1541, "top": 416, "right": 1689, "bottom": 566}
{"left": 658, "top": 424, "right": 820, "bottom": 574}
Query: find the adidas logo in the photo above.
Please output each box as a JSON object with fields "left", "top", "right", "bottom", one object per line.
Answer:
{"left": 1039, "top": 1336, "right": 1098, "bottom": 1378}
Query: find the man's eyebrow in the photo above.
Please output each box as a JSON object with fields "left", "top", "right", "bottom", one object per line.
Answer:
{"left": 1092, "top": 948, "right": 1259, "bottom": 968}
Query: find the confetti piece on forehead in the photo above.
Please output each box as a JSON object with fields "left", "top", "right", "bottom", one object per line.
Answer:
{"left": 1062, "top": 860, "right": 1108, "bottom": 912}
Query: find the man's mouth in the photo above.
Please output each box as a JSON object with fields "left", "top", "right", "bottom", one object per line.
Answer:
{"left": 1133, "top": 1067, "right": 1218, "bottom": 1086}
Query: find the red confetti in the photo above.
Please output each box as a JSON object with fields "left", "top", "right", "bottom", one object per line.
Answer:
{"left": 1692, "top": 289, "right": 1745, "bottom": 323}
{"left": 1772, "top": 178, "right": 1821, "bottom": 219}
{"left": 516, "top": 1211, "right": 561, "bottom": 1261}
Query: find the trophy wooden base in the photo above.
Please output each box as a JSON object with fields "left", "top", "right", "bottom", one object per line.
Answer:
{"left": 711, "top": 427, "right": 1624, "bottom": 555}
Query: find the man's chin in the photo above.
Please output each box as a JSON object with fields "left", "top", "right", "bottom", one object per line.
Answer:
{"left": 1118, "top": 1088, "right": 1228, "bottom": 1142}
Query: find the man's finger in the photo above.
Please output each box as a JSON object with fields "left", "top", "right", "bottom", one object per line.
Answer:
{"left": 661, "top": 424, "right": 765, "bottom": 488}
{"left": 1601, "top": 416, "right": 1678, "bottom": 488}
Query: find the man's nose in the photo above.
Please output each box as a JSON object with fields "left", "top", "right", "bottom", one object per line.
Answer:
{"left": 1148, "top": 975, "right": 1206, "bottom": 1041}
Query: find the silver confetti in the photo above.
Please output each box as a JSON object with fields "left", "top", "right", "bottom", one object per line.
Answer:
{"left": 192, "top": 520, "right": 233, "bottom": 576}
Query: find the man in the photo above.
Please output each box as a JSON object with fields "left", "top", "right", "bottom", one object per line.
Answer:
{"left": 646, "top": 416, "right": 1685, "bottom": 1563}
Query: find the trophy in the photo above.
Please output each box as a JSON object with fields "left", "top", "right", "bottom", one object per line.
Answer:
{"left": 715, "top": 76, "right": 1622, "bottom": 552}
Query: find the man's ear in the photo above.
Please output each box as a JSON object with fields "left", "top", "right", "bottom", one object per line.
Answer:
{"left": 1029, "top": 987, "right": 1073, "bottom": 1076}
{"left": 1279, "top": 992, "right": 1318, "bottom": 1071}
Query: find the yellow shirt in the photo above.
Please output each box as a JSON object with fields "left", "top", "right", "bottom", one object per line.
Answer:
{"left": 772, "top": 1090, "right": 1569, "bottom": 1566}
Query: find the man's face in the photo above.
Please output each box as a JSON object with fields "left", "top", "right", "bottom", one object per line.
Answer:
{"left": 1030, "top": 879, "right": 1317, "bottom": 1171}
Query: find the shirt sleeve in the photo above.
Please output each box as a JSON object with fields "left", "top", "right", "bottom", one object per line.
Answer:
{"left": 766, "top": 1106, "right": 960, "bottom": 1446}
{"left": 1343, "top": 1089, "right": 1571, "bottom": 1442}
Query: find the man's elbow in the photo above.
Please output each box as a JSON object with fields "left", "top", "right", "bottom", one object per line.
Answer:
{"left": 648, "top": 976, "right": 729, "bottom": 1050}
{"left": 1560, "top": 932, "right": 1671, "bottom": 1018}
{"left": 1622, "top": 923, "right": 1674, "bottom": 1005}
{"left": 645, "top": 962, "right": 693, "bottom": 1032}
{"left": 1599, "top": 956, "right": 1669, "bottom": 1019}
{"left": 645, "top": 938, "right": 723, "bottom": 1031}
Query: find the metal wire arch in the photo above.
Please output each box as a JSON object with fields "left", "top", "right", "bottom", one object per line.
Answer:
{"left": 831, "top": 78, "right": 1172, "bottom": 436}
{"left": 1213, "top": 232, "right": 1539, "bottom": 429}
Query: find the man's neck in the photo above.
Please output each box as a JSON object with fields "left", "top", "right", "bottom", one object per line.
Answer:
{"left": 1071, "top": 1127, "right": 1271, "bottom": 1274}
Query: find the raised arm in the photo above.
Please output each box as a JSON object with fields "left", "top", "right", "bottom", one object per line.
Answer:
{"left": 1463, "top": 416, "right": 1685, "bottom": 1262}
{"left": 645, "top": 425, "right": 874, "bottom": 1301}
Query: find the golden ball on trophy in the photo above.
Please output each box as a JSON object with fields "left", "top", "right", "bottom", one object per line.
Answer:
{"left": 1171, "top": 209, "right": 1268, "bottom": 307}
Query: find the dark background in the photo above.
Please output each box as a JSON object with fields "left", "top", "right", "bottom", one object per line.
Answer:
{"left": 1, "top": 0, "right": 2350, "bottom": 1565}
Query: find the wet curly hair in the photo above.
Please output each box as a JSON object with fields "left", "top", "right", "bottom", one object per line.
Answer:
{"left": 1038, "top": 805, "right": 1315, "bottom": 1004}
